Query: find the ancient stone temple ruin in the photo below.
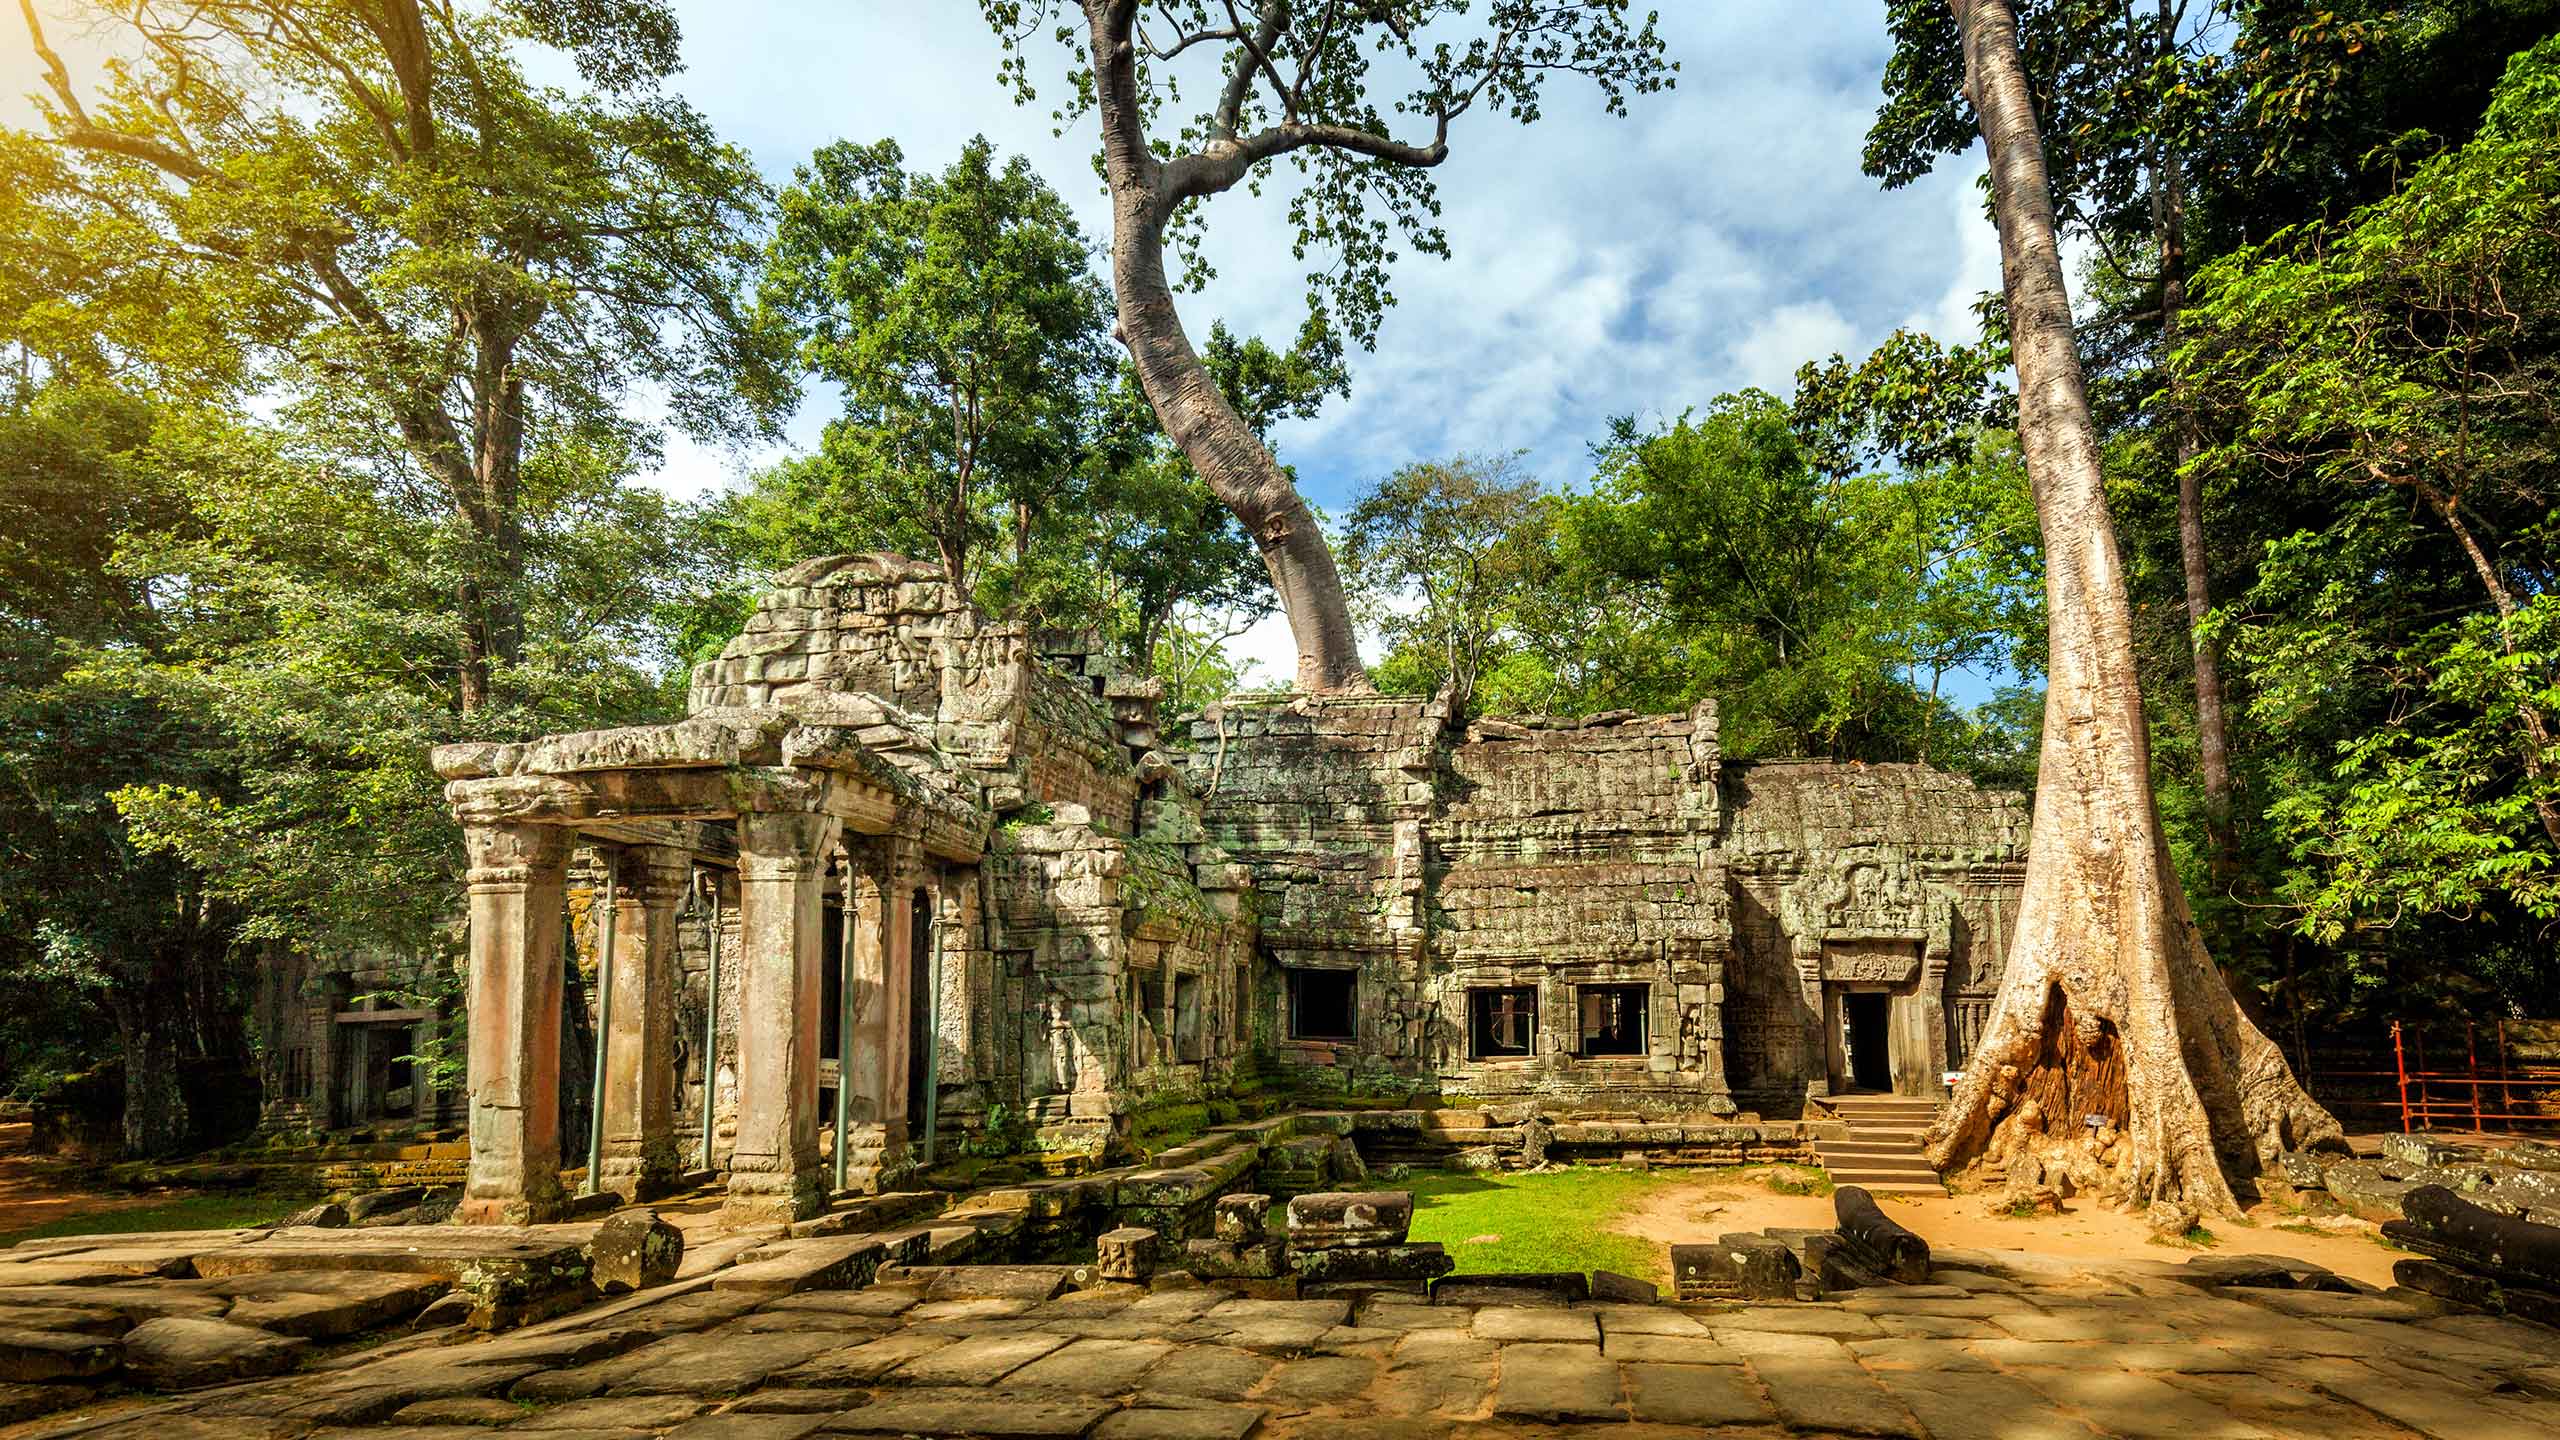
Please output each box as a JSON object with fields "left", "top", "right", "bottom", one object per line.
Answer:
{"left": 430, "top": 556, "right": 2027, "bottom": 1224}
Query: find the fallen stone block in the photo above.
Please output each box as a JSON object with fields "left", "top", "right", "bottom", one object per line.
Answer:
{"left": 284, "top": 1201, "right": 350, "bottom": 1230}
{"left": 1285, "top": 1191, "right": 1412, "bottom": 1250}
{"left": 589, "top": 1208, "right": 685, "bottom": 1293}
{"left": 1213, "top": 1194, "right": 1271, "bottom": 1245}
{"left": 1287, "top": 1243, "right": 1452, "bottom": 1286}
{"left": 1672, "top": 1236, "right": 1801, "bottom": 1301}
{"left": 2382, "top": 1133, "right": 2486, "bottom": 1170}
{"left": 2384, "top": 1182, "right": 2560, "bottom": 1291}
{"left": 119, "top": 1316, "right": 307, "bottom": 1390}
{"left": 1099, "top": 1228, "right": 1159, "bottom": 1285}
{"left": 2394, "top": 1257, "right": 2504, "bottom": 1310}
{"left": 2323, "top": 1160, "right": 2418, "bottom": 1223}
{"left": 1183, "top": 1239, "right": 1284, "bottom": 1280}
{"left": 1834, "top": 1187, "right": 1929, "bottom": 1283}
{"left": 1590, "top": 1269, "right": 1659, "bottom": 1304}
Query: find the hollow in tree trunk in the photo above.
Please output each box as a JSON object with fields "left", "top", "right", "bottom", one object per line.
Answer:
{"left": 1927, "top": 0, "right": 2340, "bottom": 1217}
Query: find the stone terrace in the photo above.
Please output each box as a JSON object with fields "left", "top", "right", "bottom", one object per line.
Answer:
{"left": 19, "top": 1246, "right": 2560, "bottom": 1440}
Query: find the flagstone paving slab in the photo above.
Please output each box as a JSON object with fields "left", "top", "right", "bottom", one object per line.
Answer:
{"left": 22, "top": 1235, "right": 2560, "bottom": 1440}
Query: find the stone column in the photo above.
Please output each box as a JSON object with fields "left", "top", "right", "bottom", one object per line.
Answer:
{"left": 460, "top": 822, "right": 571, "bottom": 1225}
{"left": 1796, "top": 943, "right": 1833, "bottom": 1099}
{"left": 597, "top": 845, "right": 689, "bottom": 1201}
{"left": 725, "top": 811, "right": 839, "bottom": 1226}
{"left": 842, "top": 847, "right": 913, "bottom": 1185}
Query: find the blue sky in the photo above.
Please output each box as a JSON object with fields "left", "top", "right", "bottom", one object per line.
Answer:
{"left": 5, "top": 3, "right": 2009, "bottom": 688}
{"left": 631, "top": 4, "right": 2007, "bottom": 683}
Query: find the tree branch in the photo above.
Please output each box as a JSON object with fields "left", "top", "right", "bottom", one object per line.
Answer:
{"left": 1163, "top": 116, "right": 1448, "bottom": 204}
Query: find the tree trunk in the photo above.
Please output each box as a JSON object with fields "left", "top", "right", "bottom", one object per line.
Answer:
{"left": 2415, "top": 483, "right": 2560, "bottom": 850}
{"left": 2156, "top": 151, "right": 2238, "bottom": 877}
{"left": 1926, "top": 0, "right": 2339, "bottom": 1216}
{"left": 1084, "top": 1, "right": 1369, "bottom": 694}
{"left": 114, "top": 945, "right": 192, "bottom": 1159}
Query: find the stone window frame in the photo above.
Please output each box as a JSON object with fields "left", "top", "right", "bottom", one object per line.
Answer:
{"left": 1573, "top": 982, "right": 1650, "bottom": 1058}
{"left": 1465, "top": 985, "right": 1539, "bottom": 1061}
{"left": 1285, "top": 967, "right": 1357, "bottom": 1042}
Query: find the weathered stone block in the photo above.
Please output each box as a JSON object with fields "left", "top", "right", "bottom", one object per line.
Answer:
{"left": 589, "top": 1209, "right": 684, "bottom": 1294}
{"left": 1285, "top": 1191, "right": 1412, "bottom": 1251}
{"left": 1286, "top": 1243, "right": 1453, "bottom": 1285}
{"left": 1098, "top": 1228, "right": 1159, "bottom": 1285}
{"left": 1591, "top": 1270, "right": 1659, "bottom": 1304}
{"left": 1214, "top": 1194, "right": 1272, "bottom": 1245}
{"left": 1671, "top": 1236, "right": 1801, "bottom": 1301}
{"left": 1184, "top": 1239, "right": 1285, "bottom": 1280}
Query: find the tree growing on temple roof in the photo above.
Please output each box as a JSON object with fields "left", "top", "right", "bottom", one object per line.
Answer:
{"left": 756, "top": 135, "right": 1114, "bottom": 599}
{"left": 978, "top": 0, "right": 1677, "bottom": 694}
{"left": 1909, "top": 0, "right": 2340, "bottom": 1219}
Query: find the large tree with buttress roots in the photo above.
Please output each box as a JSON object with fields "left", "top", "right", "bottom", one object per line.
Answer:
{"left": 1923, "top": 0, "right": 2340, "bottom": 1216}
{"left": 980, "top": 0, "right": 1675, "bottom": 693}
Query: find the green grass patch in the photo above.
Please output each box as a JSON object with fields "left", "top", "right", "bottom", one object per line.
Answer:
{"left": 2148, "top": 1224, "right": 2220, "bottom": 1250}
{"left": 1404, "top": 1167, "right": 1686, "bottom": 1283}
{"left": 0, "top": 1191, "right": 294, "bottom": 1249}
{"left": 1763, "top": 1165, "right": 1833, "bottom": 1197}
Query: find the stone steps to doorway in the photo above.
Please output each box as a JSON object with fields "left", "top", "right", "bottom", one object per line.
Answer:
{"left": 1815, "top": 1093, "right": 1946, "bottom": 1196}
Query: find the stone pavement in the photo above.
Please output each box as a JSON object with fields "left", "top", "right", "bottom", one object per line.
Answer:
{"left": 16, "top": 1243, "right": 2560, "bottom": 1440}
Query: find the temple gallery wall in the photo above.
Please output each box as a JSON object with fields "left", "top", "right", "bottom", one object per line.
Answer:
{"left": 258, "top": 555, "right": 2027, "bottom": 1223}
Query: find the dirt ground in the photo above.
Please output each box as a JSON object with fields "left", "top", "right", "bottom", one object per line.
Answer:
{"left": 0, "top": 1121, "right": 168, "bottom": 1239}
{"left": 1610, "top": 1171, "right": 2404, "bottom": 1288}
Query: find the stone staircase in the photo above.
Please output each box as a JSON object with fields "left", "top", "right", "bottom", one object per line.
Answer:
{"left": 1814, "top": 1093, "right": 1946, "bottom": 1196}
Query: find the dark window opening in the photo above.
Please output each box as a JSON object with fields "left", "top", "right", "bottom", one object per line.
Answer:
{"left": 1174, "top": 973, "right": 1204, "bottom": 1063}
{"left": 1232, "top": 965, "right": 1251, "bottom": 1040}
{"left": 819, "top": 905, "right": 846, "bottom": 1062}
{"left": 1288, "top": 969, "right": 1356, "bottom": 1041}
{"left": 1576, "top": 985, "right": 1647, "bottom": 1057}
{"left": 1468, "top": 987, "right": 1537, "bottom": 1058}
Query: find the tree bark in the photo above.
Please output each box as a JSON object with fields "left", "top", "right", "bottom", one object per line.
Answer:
{"left": 1926, "top": 0, "right": 2339, "bottom": 1215}
{"left": 2154, "top": 146, "right": 2237, "bottom": 876}
{"left": 1083, "top": 0, "right": 1370, "bottom": 693}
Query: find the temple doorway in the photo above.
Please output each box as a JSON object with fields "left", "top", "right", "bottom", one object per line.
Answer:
{"left": 1843, "top": 992, "right": 1891, "bottom": 1092}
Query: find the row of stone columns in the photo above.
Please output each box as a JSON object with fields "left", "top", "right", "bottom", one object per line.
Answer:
{"left": 458, "top": 813, "right": 929, "bottom": 1227}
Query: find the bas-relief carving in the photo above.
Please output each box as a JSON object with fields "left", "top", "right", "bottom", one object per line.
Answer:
{"left": 1820, "top": 947, "right": 1921, "bottom": 985}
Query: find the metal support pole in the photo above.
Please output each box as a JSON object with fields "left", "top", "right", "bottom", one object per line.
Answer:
{"left": 832, "top": 852, "right": 856, "bottom": 1197}
{"left": 2470, "top": 1021, "right": 2484, "bottom": 1134}
{"left": 583, "top": 849, "right": 618, "bottom": 1198}
{"left": 699, "top": 870, "right": 722, "bottom": 1172}
{"left": 920, "top": 889, "right": 942, "bottom": 1167}
{"left": 2392, "top": 1021, "right": 2411, "bottom": 1134}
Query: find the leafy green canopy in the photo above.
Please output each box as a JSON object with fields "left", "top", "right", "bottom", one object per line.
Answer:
{"left": 757, "top": 136, "right": 1113, "bottom": 595}
{"left": 0, "top": 0, "right": 786, "bottom": 710}
{"left": 1341, "top": 389, "right": 2043, "bottom": 778}
{"left": 2179, "top": 36, "right": 2560, "bottom": 948}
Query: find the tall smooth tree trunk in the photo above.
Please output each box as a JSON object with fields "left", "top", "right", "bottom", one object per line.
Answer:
{"left": 1084, "top": 1, "right": 1370, "bottom": 694}
{"left": 2155, "top": 153, "right": 2238, "bottom": 876}
{"left": 1927, "top": 0, "right": 2339, "bottom": 1216}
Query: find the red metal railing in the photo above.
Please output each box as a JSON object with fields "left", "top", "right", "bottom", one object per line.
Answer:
{"left": 2381, "top": 1020, "right": 2560, "bottom": 1134}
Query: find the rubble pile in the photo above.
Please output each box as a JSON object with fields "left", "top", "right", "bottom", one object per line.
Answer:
{"left": 2280, "top": 1131, "right": 2560, "bottom": 1224}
